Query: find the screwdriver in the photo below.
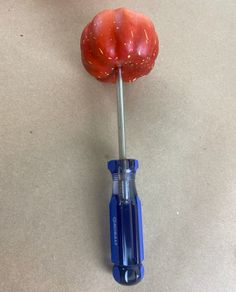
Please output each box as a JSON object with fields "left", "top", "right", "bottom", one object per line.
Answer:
{"left": 108, "top": 67, "right": 144, "bottom": 285}
{"left": 80, "top": 7, "right": 159, "bottom": 286}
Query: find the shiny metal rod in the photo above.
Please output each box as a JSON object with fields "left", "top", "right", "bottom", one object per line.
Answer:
{"left": 116, "top": 67, "right": 126, "bottom": 159}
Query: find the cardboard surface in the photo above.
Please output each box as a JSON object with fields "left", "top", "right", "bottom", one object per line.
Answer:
{"left": 0, "top": 1, "right": 236, "bottom": 291}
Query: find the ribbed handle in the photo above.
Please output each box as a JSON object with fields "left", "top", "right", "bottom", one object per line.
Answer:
{"left": 108, "top": 159, "right": 144, "bottom": 285}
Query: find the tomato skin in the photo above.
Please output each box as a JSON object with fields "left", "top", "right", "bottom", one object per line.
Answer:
{"left": 81, "top": 7, "right": 159, "bottom": 83}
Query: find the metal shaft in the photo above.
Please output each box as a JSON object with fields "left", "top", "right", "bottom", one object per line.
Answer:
{"left": 116, "top": 67, "right": 126, "bottom": 159}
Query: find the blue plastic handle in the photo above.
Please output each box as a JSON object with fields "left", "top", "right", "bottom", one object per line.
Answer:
{"left": 108, "top": 159, "right": 144, "bottom": 285}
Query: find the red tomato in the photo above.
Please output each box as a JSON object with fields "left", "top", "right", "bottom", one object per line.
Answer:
{"left": 80, "top": 7, "right": 159, "bottom": 83}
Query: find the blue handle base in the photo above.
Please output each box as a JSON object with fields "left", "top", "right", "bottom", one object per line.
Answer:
{"left": 108, "top": 159, "right": 144, "bottom": 286}
{"left": 113, "top": 264, "right": 144, "bottom": 286}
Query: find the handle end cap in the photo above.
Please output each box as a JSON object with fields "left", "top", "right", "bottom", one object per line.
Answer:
{"left": 113, "top": 264, "right": 144, "bottom": 286}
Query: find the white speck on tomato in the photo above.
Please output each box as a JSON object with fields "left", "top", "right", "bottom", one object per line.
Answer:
{"left": 144, "top": 29, "right": 149, "bottom": 41}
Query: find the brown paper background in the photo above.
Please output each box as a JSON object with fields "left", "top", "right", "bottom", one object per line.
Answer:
{"left": 1, "top": 1, "right": 236, "bottom": 291}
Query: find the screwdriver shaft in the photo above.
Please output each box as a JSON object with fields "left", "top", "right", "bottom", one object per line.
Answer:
{"left": 116, "top": 68, "right": 126, "bottom": 159}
